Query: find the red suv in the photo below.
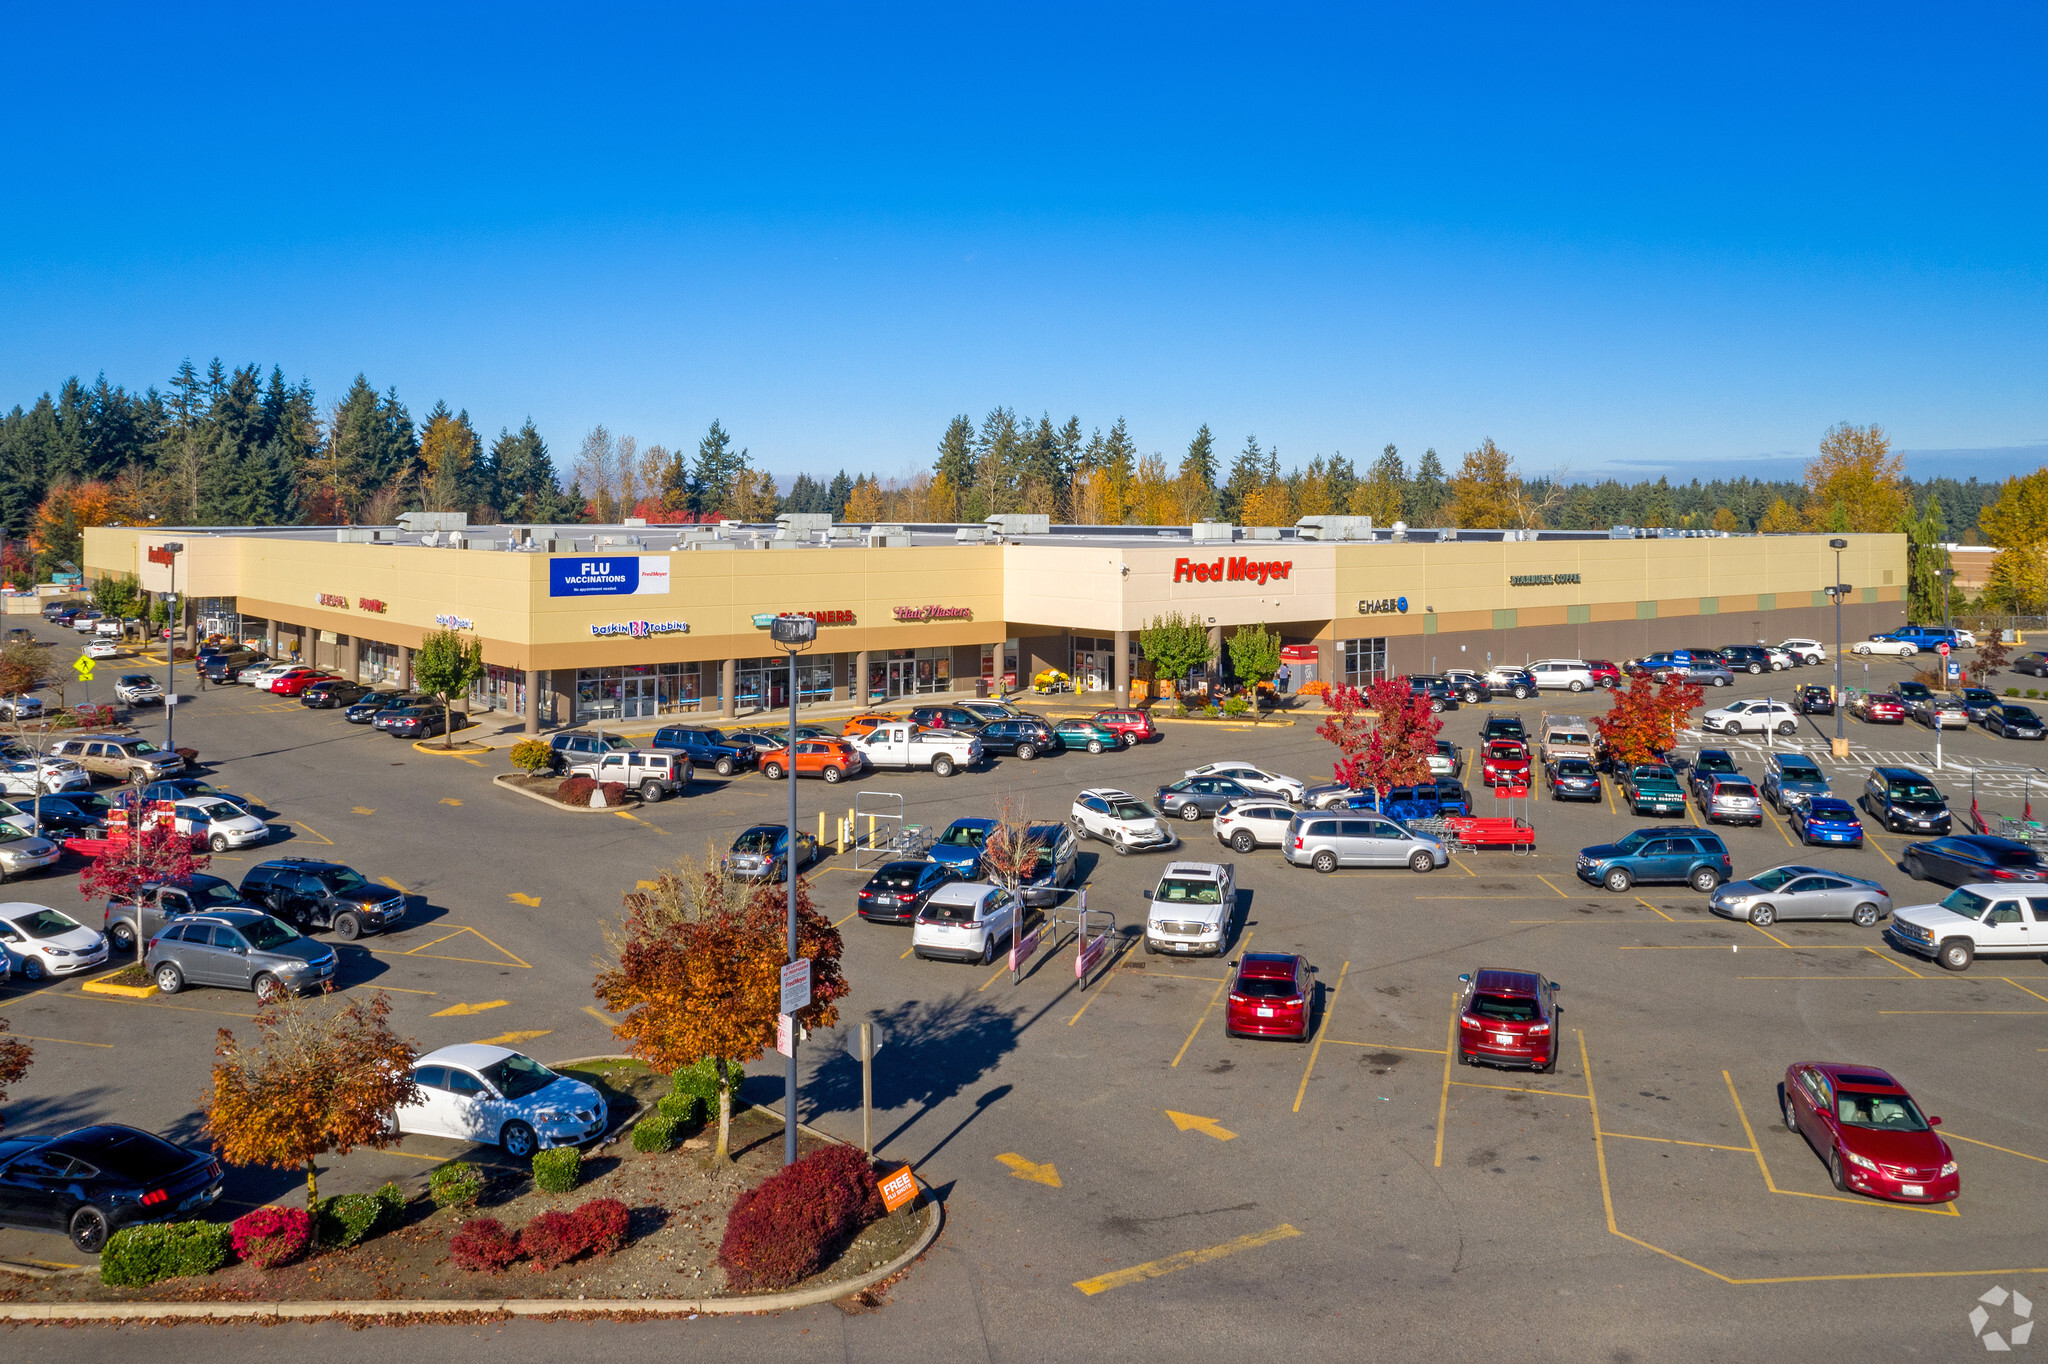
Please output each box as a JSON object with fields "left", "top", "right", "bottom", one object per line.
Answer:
{"left": 269, "top": 669, "right": 341, "bottom": 697}
{"left": 1456, "top": 968, "right": 1559, "bottom": 1071}
{"left": 1585, "top": 660, "right": 1622, "bottom": 689}
{"left": 1481, "top": 740, "right": 1531, "bottom": 788}
{"left": 1091, "top": 708, "right": 1159, "bottom": 744}
{"left": 1780, "top": 1062, "right": 1958, "bottom": 1203}
{"left": 1223, "top": 952, "right": 1314, "bottom": 1041}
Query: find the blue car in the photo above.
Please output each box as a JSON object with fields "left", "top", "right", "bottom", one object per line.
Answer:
{"left": 928, "top": 818, "right": 996, "bottom": 877}
{"left": 1787, "top": 796, "right": 1864, "bottom": 847}
{"left": 1761, "top": 753, "right": 1831, "bottom": 812}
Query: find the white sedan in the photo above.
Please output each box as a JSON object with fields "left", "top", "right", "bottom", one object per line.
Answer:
{"left": 1181, "top": 762, "right": 1307, "bottom": 803}
{"left": 0, "top": 902, "right": 108, "bottom": 982}
{"left": 0, "top": 759, "right": 91, "bottom": 796}
{"left": 394, "top": 1043, "right": 608, "bottom": 1159}
{"left": 170, "top": 797, "right": 270, "bottom": 851}
{"left": 242, "top": 663, "right": 297, "bottom": 689}
{"left": 1702, "top": 700, "right": 1801, "bottom": 735}
{"left": 1853, "top": 636, "right": 1921, "bottom": 657}
{"left": 82, "top": 641, "right": 121, "bottom": 659}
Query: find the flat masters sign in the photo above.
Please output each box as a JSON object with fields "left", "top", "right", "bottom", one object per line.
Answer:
{"left": 548, "top": 556, "right": 672, "bottom": 597}
{"left": 1172, "top": 556, "right": 1292, "bottom": 585}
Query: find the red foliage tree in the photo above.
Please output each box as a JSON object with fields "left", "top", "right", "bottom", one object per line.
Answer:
{"left": 1313, "top": 678, "right": 1442, "bottom": 793}
{"left": 1593, "top": 672, "right": 1704, "bottom": 767}
{"left": 1969, "top": 636, "right": 2011, "bottom": 686}
{"left": 78, "top": 822, "right": 209, "bottom": 966}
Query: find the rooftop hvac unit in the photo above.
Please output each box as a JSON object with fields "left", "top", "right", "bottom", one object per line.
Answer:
{"left": 1191, "top": 521, "right": 1236, "bottom": 542}
{"left": 397, "top": 511, "right": 470, "bottom": 533}
{"left": 1609, "top": 525, "right": 1636, "bottom": 539}
{"left": 334, "top": 528, "right": 376, "bottom": 543}
{"left": 956, "top": 526, "right": 993, "bottom": 544}
{"left": 776, "top": 512, "right": 835, "bottom": 537}
{"left": 986, "top": 513, "right": 1049, "bottom": 535}
{"left": 1295, "top": 515, "right": 1374, "bottom": 541}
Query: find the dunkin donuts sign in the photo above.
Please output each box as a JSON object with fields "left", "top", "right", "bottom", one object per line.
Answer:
{"left": 1172, "top": 556, "right": 1293, "bottom": 585}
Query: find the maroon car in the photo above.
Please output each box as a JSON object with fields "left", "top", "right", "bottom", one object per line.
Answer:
{"left": 1780, "top": 1063, "right": 1958, "bottom": 1203}
{"left": 1223, "top": 952, "right": 1314, "bottom": 1041}
{"left": 1585, "top": 660, "right": 1623, "bottom": 689}
{"left": 1090, "top": 708, "right": 1159, "bottom": 743}
{"left": 1857, "top": 693, "right": 1907, "bottom": 724}
{"left": 1456, "top": 968, "right": 1559, "bottom": 1071}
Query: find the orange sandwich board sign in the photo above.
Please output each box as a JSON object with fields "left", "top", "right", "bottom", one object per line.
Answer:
{"left": 878, "top": 1165, "right": 919, "bottom": 1213}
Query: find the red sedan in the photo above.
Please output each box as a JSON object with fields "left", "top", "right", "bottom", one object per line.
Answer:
{"left": 268, "top": 669, "right": 342, "bottom": 697}
{"left": 1780, "top": 1063, "right": 1958, "bottom": 1203}
{"left": 1856, "top": 693, "right": 1907, "bottom": 724}
{"left": 1222, "top": 952, "right": 1314, "bottom": 1041}
{"left": 1456, "top": 968, "right": 1558, "bottom": 1071}
{"left": 1090, "top": 708, "right": 1159, "bottom": 743}
{"left": 1585, "top": 660, "right": 1623, "bottom": 689}
{"left": 1481, "top": 740, "right": 1531, "bottom": 788}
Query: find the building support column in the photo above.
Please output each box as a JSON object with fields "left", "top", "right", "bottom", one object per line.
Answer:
{"left": 1207, "top": 624, "right": 1223, "bottom": 694}
{"left": 525, "top": 668, "right": 542, "bottom": 734}
{"left": 721, "top": 658, "right": 737, "bottom": 719}
{"left": 1114, "top": 630, "right": 1131, "bottom": 702}
{"left": 348, "top": 636, "right": 362, "bottom": 684}
{"left": 854, "top": 651, "right": 869, "bottom": 707}
{"left": 265, "top": 620, "right": 277, "bottom": 656}
{"left": 399, "top": 646, "right": 413, "bottom": 690}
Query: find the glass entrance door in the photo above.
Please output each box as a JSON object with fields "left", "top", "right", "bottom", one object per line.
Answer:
{"left": 887, "top": 659, "right": 916, "bottom": 698}
{"left": 622, "top": 675, "right": 658, "bottom": 718}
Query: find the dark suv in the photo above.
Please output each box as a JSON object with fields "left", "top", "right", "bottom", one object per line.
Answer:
{"left": 102, "top": 873, "right": 253, "bottom": 956}
{"left": 201, "top": 649, "right": 268, "bottom": 683}
{"left": 1860, "top": 766, "right": 1952, "bottom": 835}
{"left": 977, "top": 717, "right": 1053, "bottom": 759}
{"left": 239, "top": 859, "right": 406, "bottom": 939}
{"left": 652, "top": 725, "right": 758, "bottom": 776}
{"left": 1403, "top": 676, "right": 1461, "bottom": 712}
{"left": 547, "top": 730, "right": 636, "bottom": 773}
{"left": 907, "top": 705, "right": 986, "bottom": 733}
{"left": 1718, "top": 645, "right": 1773, "bottom": 675}
{"left": 1576, "top": 829, "right": 1733, "bottom": 893}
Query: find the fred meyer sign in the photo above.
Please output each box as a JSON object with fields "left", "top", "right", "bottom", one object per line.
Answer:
{"left": 548, "top": 556, "right": 671, "bottom": 597}
{"left": 1173, "top": 556, "right": 1293, "bottom": 585}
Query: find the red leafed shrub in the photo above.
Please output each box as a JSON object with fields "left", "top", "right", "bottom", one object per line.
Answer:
{"left": 231, "top": 1205, "right": 312, "bottom": 1269}
{"left": 574, "top": 1198, "right": 630, "bottom": 1257}
{"left": 598, "top": 781, "right": 627, "bottom": 807}
{"left": 717, "top": 1146, "right": 885, "bottom": 1291}
{"left": 554, "top": 776, "right": 598, "bottom": 805}
{"left": 449, "top": 1217, "right": 521, "bottom": 1273}
{"left": 519, "top": 1210, "right": 590, "bottom": 1270}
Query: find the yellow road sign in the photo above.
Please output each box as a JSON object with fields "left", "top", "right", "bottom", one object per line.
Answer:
{"left": 72, "top": 657, "right": 94, "bottom": 679}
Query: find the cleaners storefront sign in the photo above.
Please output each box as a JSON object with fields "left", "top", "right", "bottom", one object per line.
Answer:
{"left": 1172, "top": 556, "right": 1293, "bottom": 585}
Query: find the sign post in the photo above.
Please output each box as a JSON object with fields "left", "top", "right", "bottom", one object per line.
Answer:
{"left": 844, "top": 1022, "right": 886, "bottom": 1154}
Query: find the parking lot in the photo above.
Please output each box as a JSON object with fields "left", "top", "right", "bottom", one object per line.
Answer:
{"left": 4, "top": 619, "right": 2046, "bottom": 1355}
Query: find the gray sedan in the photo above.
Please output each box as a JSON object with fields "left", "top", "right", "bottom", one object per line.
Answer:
{"left": 1707, "top": 864, "right": 1892, "bottom": 928}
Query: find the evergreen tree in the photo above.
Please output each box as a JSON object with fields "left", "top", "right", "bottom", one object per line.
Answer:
{"left": 1408, "top": 448, "right": 1448, "bottom": 524}
{"left": 1181, "top": 424, "right": 1217, "bottom": 488}
{"left": 1220, "top": 434, "right": 1266, "bottom": 521}
{"left": 689, "top": 419, "right": 745, "bottom": 517}
{"left": 1101, "top": 417, "right": 1137, "bottom": 488}
{"left": 934, "top": 414, "right": 977, "bottom": 495}
{"left": 826, "top": 469, "right": 854, "bottom": 518}
{"left": 971, "top": 407, "right": 1021, "bottom": 519}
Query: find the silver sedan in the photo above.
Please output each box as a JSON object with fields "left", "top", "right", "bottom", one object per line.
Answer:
{"left": 1708, "top": 864, "right": 1892, "bottom": 927}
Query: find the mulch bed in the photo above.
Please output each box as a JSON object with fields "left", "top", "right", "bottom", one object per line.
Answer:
{"left": 0, "top": 1062, "right": 924, "bottom": 1306}
{"left": 493, "top": 773, "right": 632, "bottom": 809}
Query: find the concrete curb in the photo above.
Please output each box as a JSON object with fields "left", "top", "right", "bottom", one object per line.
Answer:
{"left": 489, "top": 772, "right": 634, "bottom": 813}
{"left": 410, "top": 740, "right": 493, "bottom": 755}
{"left": 79, "top": 977, "right": 156, "bottom": 999}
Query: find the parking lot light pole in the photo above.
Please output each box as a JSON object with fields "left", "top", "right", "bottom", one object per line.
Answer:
{"left": 768, "top": 613, "right": 817, "bottom": 1167}
{"left": 1829, "top": 539, "right": 1849, "bottom": 755}
{"left": 160, "top": 543, "right": 183, "bottom": 757}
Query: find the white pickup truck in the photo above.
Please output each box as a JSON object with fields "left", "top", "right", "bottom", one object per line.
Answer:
{"left": 852, "top": 723, "right": 982, "bottom": 777}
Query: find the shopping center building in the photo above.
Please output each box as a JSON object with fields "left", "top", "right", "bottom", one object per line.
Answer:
{"left": 83, "top": 515, "right": 1908, "bottom": 731}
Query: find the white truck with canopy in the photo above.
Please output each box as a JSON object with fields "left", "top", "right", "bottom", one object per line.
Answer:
{"left": 852, "top": 722, "right": 983, "bottom": 777}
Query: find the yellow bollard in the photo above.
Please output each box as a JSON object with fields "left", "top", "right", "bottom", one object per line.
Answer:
{"left": 867, "top": 814, "right": 875, "bottom": 846}
{"left": 817, "top": 810, "right": 825, "bottom": 847}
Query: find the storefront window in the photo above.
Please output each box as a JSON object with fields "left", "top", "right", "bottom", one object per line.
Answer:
{"left": 362, "top": 641, "right": 401, "bottom": 684}
{"left": 870, "top": 648, "right": 950, "bottom": 701}
{"left": 736, "top": 656, "right": 838, "bottom": 712}
{"left": 573, "top": 663, "right": 716, "bottom": 721}
{"left": 1342, "top": 637, "right": 1389, "bottom": 687}
{"left": 470, "top": 664, "right": 527, "bottom": 716}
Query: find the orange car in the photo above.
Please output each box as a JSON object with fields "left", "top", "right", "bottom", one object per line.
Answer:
{"left": 841, "top": 711, "right": 907, "bottom": 739}
{"left": 759, "top": 737, "right": 868, "bottom": 783}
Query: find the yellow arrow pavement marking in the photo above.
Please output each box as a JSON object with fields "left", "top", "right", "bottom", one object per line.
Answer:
{"left": 431, "top": 1000, "right": 510, "bottom": 1017}
{"left": 440, "top": 797, "right": 463, "bottom": 807}
{"left": 507, "top": 892, "right": 542, "bottom": 907}
{"left": 1074, "top": 1223, "right": 1299, "bottom": 1296}
{"left": 472, "top": 1029, "right": 552, "bottom": 1047}
{"left": 995, "top": 1153, "right": 1063, "bottom": 1187}
{"left": 351, "top": 806, "right": 375, "bottom": 815}
{"left": 1164, "top": 1110, "right": 1236, "bottom": 1141}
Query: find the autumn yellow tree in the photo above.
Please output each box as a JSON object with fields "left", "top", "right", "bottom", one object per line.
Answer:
{"left": 843, "top": 476, "right": 884, "bottom": 522}
{"left": 725, "top": 466, "right": 781, "bottom": 521}
{"left": 1129, "top": 454, "right": 1176, "bottom": 525}
{"left": 1711, "top": 507, "right": 1739, "bottom": 532}
{"left": 1801, "top": 422, "right": 1908, "bottom": 532}
{"left": 595, "top": 855, "right": 848, "bottom": 1161}
{"left": 1239, "top": 480, "right": 1292, "bottom": 527}
{"left": 204, "top": 992, "right": 419, "bottom": 1208}
{"left": 1447, "top": 439, "right": 1522, "bottom": 528}
{"left": 1757, "top": 498, "right": 1802, "bottom": 533}
{"left": 925, "top": 470, "right": 961, "bottom": 522}
{"left": 1292, "top": 458, "right": 1337, "bottom": 518}
{"left": 1071, "top": 467, "right": 1123, "bottom": 524}
{"left": 1979, "top": 469, "right": 2048, "bottom": 613}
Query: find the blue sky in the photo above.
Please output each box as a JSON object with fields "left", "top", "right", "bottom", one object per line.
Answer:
{"left": 4, "top": 4, "right": 2043, "bottom": 486}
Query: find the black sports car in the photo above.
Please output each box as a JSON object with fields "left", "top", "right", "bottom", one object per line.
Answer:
{"left": 0, "top": 1124, "right": 222, "bottom": 1251}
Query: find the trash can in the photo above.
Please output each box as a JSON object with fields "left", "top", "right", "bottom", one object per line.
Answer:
{"left": 975, "top": 678, "right": 989, "bottom": 698}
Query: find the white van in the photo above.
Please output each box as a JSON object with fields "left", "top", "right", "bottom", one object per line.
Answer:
{"left": 1528, "top": 660, "right": 1598, "bottom": 692}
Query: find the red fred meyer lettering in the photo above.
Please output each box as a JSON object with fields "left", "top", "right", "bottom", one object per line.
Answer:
{"left": 1172, "top": 556, "right": 1293, "bottom": 585}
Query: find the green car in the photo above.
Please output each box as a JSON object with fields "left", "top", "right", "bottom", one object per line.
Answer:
{"left": 1621, "top": 763, "right": 1686, "bottom": 817}
{"left": 1052, "top": 720, "right": 1123, "bottom": 754}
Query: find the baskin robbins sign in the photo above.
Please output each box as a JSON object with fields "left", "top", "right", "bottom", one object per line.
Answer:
{"left": 590, "top": 620, "right": 690, "bottom": 639}
{"left": 548, "top": 555, "right": 672, "bottom": 597}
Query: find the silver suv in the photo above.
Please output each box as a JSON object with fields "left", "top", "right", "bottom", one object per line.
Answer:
{"left": 144, "top": 909, "right": 338, "bottom": 1000}
{"left": 1142, "top": 861, "right": 1237, "bottom": 955}
{"left": 567, "top": 748, "right": 691, "bottom": 802}
{"left": 1070, "top": 788, "right": 1177, "bottom": 855}
{"left": 1283, "top": 813, "right": 1448, "bottom": 874}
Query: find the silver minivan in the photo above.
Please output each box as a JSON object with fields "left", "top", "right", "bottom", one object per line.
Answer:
{"left": 1283, "top": 813, "right": 1448, "bottom": 874}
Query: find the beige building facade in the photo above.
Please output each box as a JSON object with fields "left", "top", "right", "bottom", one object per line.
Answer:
{"left": 85, "top": 522, "right": 1908, "bottom": 730}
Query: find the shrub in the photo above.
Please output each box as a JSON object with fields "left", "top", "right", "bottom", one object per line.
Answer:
{"left": 1221, "top": 694, "right": 1251, "bottom": 717}
{"left": 532, "top": 1145, "right": 582, "bottom": 1193}
{"left": 671, "top": 1058, "right": 722, "bottom": 1109}
{"left": 574, "top": 1198, "right": 631, "bottom": 1257}
{"left": 2007, "top": 688, "right": 2020, "bottom": 697}
{"left": 555, "top": 776, "right": 598, "bottom": 805}
{"left": 519, "top": 1209, "right": 590, "bottom": 1270}
{"left": 375, "top": 1180, "right": 406, "bottom": 1220}
{"left": 508, "top": 738, "right": 554, "bottom": 774}
{"left": 430, "top": 1160, "right": 485, "bottom": 1209}
{"left": 449, "top": 1217, "right": 521, "bottom": 1273}
{"left": 632, "top": 1112, "right": 677, "bottom": 1152}
{"left": 717, "top": 1145, "right": 885, "bottom": 1291}
{"left": 599, "top": 781, "right": 628, "bottom": 807}
{"left": 174, "top": 746, "right": 198, "bottom": 764}
{"left": 231, "top": 1205, "right": 313, "bottom": 1269}
{"left": 657, "top": 1090, "right": 704, "bottom": 1125}
{"left": 318, "top": 1190, "right": 391, "bottom": 1248}
{"left": 2030, "top": 690, "right": 2041, "bottom": 700}
{"left": 101, "top": 1220, "right": 234, "bottom": 1286}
